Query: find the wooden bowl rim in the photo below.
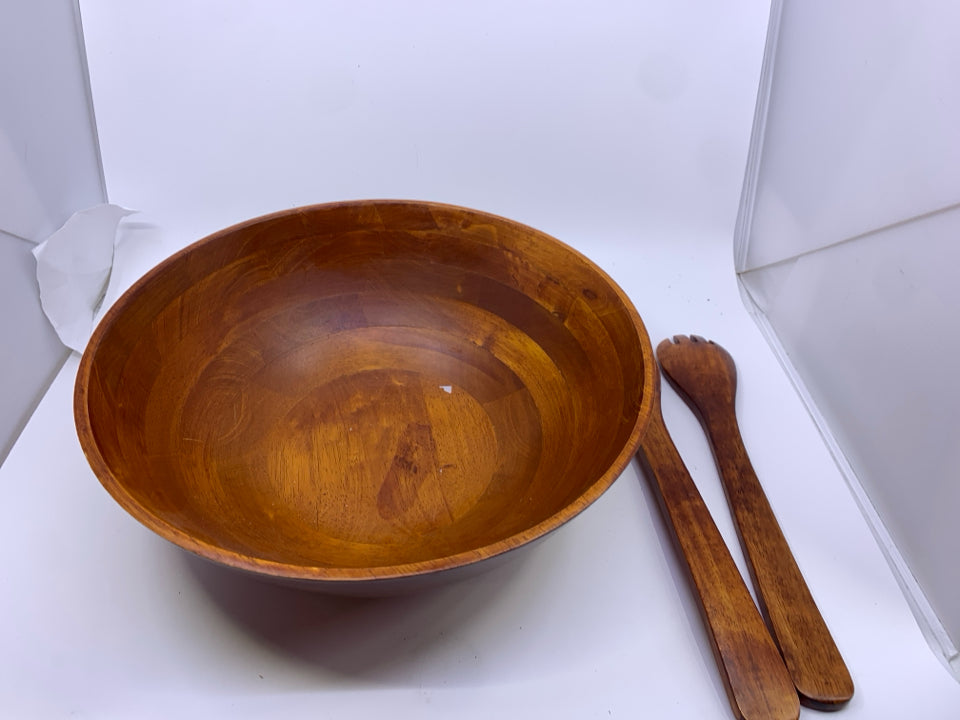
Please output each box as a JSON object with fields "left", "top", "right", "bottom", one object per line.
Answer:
{"left": 74, "top": 199, "right": 655, "bottom": 584}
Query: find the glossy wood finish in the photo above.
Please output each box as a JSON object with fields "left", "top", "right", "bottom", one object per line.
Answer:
{"left": 74, "top": 200, "right": 655, "bottom": 592}
{"left": 636, "top": 365, "right": 799, "bottom": 720}
{"left": 657, "top": 335, "right": 854, "bottom": 709}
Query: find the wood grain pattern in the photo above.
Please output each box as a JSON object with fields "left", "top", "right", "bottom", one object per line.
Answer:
{"left": 657, "top": 335, "right": 854, "bottom": 709}
{"left": 74, "top": 200, "right": 655, "bottom": 592}
{"left": 637, "top": 367, "right": 800, "bottom": 720}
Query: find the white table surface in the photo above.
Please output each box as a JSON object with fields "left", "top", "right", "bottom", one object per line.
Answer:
{"left": 3, "top": 1, "right": 960, "bottom": 717}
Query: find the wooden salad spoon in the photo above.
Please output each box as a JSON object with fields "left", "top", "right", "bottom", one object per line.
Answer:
{"left": 656, "top": 335, "right": 854, "bottom": 710}
{"left": 637, "top": 362, "right": 799, "bottom": 720}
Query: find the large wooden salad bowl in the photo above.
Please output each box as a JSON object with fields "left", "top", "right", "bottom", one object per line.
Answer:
{"left": 75, "top": 200, "right": 655, "bottom": 592}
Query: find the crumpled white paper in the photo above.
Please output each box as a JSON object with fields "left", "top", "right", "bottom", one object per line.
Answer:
{"left": 32, "top": 204, "right": 136, "bottom": 353}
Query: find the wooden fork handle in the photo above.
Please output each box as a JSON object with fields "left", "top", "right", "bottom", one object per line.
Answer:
{"left": 700, "top": 414, "right": 854, "bottom": 710}
{"left": 637, "top": 402, "right": 799, "bottom": 720}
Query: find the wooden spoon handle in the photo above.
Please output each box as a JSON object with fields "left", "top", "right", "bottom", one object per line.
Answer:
{"left": 701, "top": 415, "right": 854, "bottom": 709}
{"left": 637, "top": 400, "right": 799, "bottom": 720}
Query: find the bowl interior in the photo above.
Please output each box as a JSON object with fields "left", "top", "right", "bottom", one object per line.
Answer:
{"left": 76, "top": 201, "right": 653, "bottom": 581}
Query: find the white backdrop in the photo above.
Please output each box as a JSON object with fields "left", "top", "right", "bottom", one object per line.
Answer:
{"left": 80, "top": 1, "right": 761, "bottom": 251}
{"left": 0, "top": 0, "right": 102, "bottom": 463}
{"left": 2, "top": 1, "right": 959, "bottom": 717}
{"left": 736, "top": 0, "right": 960, "bottom": 671}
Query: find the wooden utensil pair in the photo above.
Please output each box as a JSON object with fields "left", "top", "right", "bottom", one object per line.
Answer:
{"left": 636, "top": 335, "right": 853, "bottom": 720}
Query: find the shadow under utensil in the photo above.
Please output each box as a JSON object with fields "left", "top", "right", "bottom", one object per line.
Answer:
{"left": 181, "top": 546, "right": 535, "bottom": 685}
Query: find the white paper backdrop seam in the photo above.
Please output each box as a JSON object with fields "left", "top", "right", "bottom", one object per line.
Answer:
{"left": 31, "top": 203, "right": 136, "bottom": 353}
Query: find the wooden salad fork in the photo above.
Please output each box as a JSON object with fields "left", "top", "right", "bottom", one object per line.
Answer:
{"left": 656, "top": 335, "right": 854, "bottom": 710}
{"left": 637, "top": 362, "right": 799, "bottom": 720}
